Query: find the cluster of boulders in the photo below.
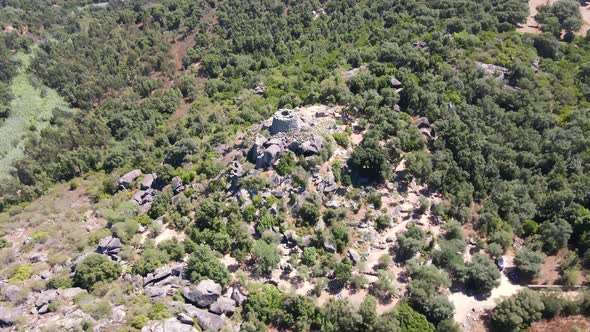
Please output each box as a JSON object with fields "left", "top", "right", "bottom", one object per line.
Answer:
{"left": 143, "top": 263, "right": 188, "bottom": 298}
{"left": 118, "top": 170, "right": 159, "bottom": 214}
{"left": 0, "top": 286, "right": 87, "bottom": 328}
{"left": 117, "top": 170, "right": 189, "bottom": 215}
{"left": 179, "top": 279, "right": 246, "bottom": 331}
{"left": 96, "top": 236, "right": 122, "bottom": 258}
{"left": 137, "top": 263, "right": 247, "bottom": 332}
{"left": 248, "top": 109, "right": 326, "bottom": 170}
{"left": 33, "top": 288, "right": 86, "bottom": 315}
{"left": 248, "top": 132, "right": 325, "bottom": 169}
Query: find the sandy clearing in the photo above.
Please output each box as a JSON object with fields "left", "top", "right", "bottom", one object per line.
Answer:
{"left": 449, "top": 255, "right": 523, "bottom": 331}
{"left": 518, "top": 0, "right": 590, "bottom": 35}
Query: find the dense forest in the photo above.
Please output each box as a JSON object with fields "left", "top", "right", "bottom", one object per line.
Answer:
{"left": 1, "top": 0, "right": 590, "bottom": 331}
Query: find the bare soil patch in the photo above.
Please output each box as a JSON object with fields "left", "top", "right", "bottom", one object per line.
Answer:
{"left": 528, "top": 315, "right": 590, "bottom": 332}
{"left": 518, "top": 0, "right": 590, "bottom": 35}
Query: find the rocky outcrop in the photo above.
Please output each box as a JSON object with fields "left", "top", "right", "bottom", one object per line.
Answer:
{"left": 96, "top": 236, "right": 122, "bottom": 256}
{"left": 348, "top": 248, "right": 361, "bottom": 264}
{"left": 171, "top": 177, "right": 184, "bottom": 194}
{"left": 141, "top": 318, "right": 198, "bottom": 332}
{"left": 181, "top": 280, "right": 222, "bottom": 307}
{"left": 294, "top": 134, "right": 324, "bottom": 156}
{"left": 184, "top": 306, "right": 224, "bottom": 331}
{"left": 209, "top": 296, "right": 236, "bottom": 315}
{"left": 0, "top": 307, "right": 21, "bottom": 327}
{"left": 141, "top": 173, "right": 157, "bottom": 190}
{"left": 118, "top": 169, "right": 142, "bottom": 189}
{"left": 231, "top": 288, "right": 247, "bottom": 306}
{"left": 34, "top": 289, "right": 58, "bottom": 314}
{"left": 255, "top": 144, "right": 282, "bottom": 169}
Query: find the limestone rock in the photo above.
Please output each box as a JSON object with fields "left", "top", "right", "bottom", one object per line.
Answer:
{"left": 324, "top": 241, "right": 337, "bottom": 253}
{"left": 177, "top": 313, "right": 193, "bottom": 325}
{"left": 57, "top": 287, "right": 86, "bottom": 300}
{"left": 2, "top": 285, "right": 22, "bottom": 303}
{"left": 249, "top": 134, "right": 267, "bottom": 163}
{"left": 144, "top": 266, "right": 172, "bottom": 286}
{"left": 113, "top": 306, "right": 126, "bottom": 322}
{"left": 256, "top": 144, "right": 282, "bottom": 169}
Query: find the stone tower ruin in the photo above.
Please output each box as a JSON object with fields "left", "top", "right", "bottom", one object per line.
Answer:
{"left": 270, "top": 109, "right": 301, "bottom": 135}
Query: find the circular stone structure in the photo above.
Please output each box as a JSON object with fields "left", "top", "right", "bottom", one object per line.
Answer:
{"left": 270, "top": 109, "right": 301, "bottom": 135}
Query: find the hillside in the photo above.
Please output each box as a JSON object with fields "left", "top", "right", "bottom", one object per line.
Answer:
{"left": 0, "top": 52, "right": 73, "bottom": 180}
{"left": 1, "top": 0, "right": 590, "bottom": 332}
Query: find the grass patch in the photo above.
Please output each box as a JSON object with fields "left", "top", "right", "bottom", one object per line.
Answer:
{"left": 0, "top": 51, "right": 73, "bottom": 179}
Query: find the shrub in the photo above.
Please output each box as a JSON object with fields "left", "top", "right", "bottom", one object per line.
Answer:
{"left": 332, "top": 132, "right": 350, "bottom": 147}
{"left": 9, "top": 263, "right": 32, "bottom": 282}
{"left": 367, "top": 192, "right": 382, "bottom": 209}
{"left": 147, "top": 303, "right": 171, "bottom": 320}
{"left": 74, "top": 254, "right": 121, "bottom": 290}
{"left": 275, "top": 151, "right": 296, "bottom": 176}
{"left": 375, "top": 215, "right": 392, "bottom": 231}
{"left": 157, "top": 238, "right": 185, "bottom": 261}
{"left": 133, "top": 248, "right": 169, "bottom": 276}
{"left": 298, "top": 199, "right": 321, "bottom": 226}
{"left": 0, "top": 238, "right": 11, "bottom": 249}
{"left": 301, "top": 247, "right": 317, "bottom": 266}
{"left": 129, "top": 315, "right": 149, "bottom": 329}
{"left": 514, "top": 249, "right": 544, "bottom": 281}
{"left": 46, "top": 275, "right": 74, "bottom": 289}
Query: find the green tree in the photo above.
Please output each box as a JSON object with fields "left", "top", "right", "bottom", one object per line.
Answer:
{"left": 460, "top": 254, "right": 501, "bottom": 294}
{"left": 491, "top": 290, "right": 545, "bottom": 331}
{"left": 252, "top": 240, "right": 281, "bottom": 275}
{"left": 186, "top": 245, "right": 230, "bottom": 286}
{"left": 514, "top": 249, "right": 544, "bottom": 281}
{"left": 244, "top": 283, "right": 285, "bottom": 326}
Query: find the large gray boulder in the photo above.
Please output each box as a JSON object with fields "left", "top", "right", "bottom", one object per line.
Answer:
{"left": 231, "top": 288, "right": 247, "bottom": 306}
{"left": 209, "top": 296, "right": 236, "bottom": 315}
{"left": 255, "top": 144, "right": 282, "bottom": 169}
{"left": 2, "top": 285, "right": 22, "bottom": 303}
{"left": 0, "top": 307, "right": 21, "bottom": 327}
{"left": 144, "top": 266, "right": 173, "bottom": 286}
{"left": 141, "top": 174, "right": 157, "bottom": 190}
{"left": 118, "top": 169, "right": 142, "bottom": 189}
{"left": 295, "top": 134, "right": 324, "bottom": 156}
{"left": 181, "top": 280, "right": 222, "bottom": 307}
{"left": 171, "top": 176, "right": 184, "bottom": 194}
{"left": 184, "top": 306, "right": 224, "bottom": 331}
{"left": 348, "top": 248, "right": 361, "bottom": 264}
{"left": 145, "top": 286, "right": 169, "bottom": 298}
{"left": 96, "top": 236, "right": 122, "bottom": 255}
{"left": 249, "top": 134, "right": 267, "bottom": 163}
{"left": 141, "top": 318, "right": 198, "bottom": 332}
